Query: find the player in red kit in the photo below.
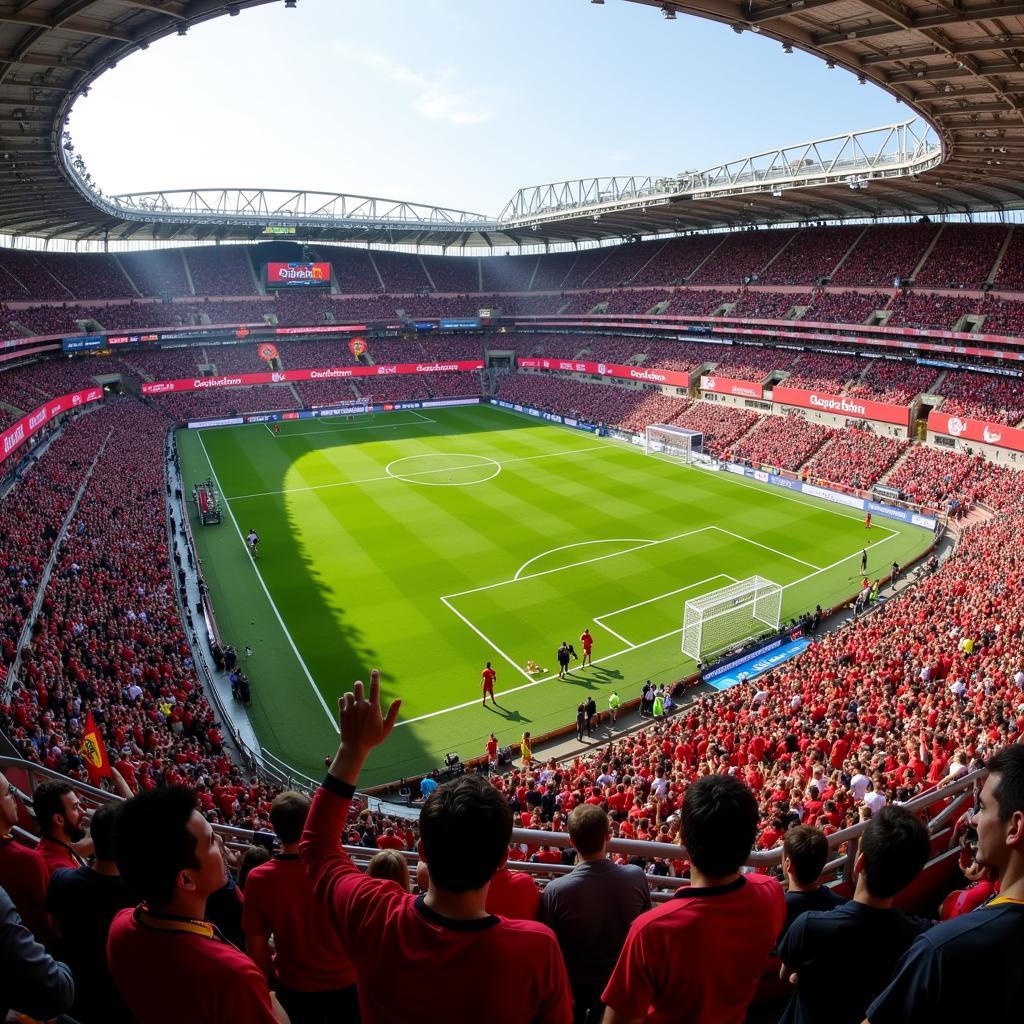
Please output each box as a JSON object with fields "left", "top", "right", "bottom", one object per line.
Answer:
{"left": 865, "top": 512, "right": 872, "bottom": 529}
{"left": 481, "top": 662, "right": 497, "bottom": 706}
{"left": 580, "top": 628, "right": 594, "bottom": 667}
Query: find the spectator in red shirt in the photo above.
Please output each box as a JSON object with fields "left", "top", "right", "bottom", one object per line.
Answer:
{"left": 243, "top": 790, "right": 358, "bottom": 1024}
{"left": 107, "top": 786, "right": 284, "bottom": 1023}
{"left": 602, "top": 773, "right": 785, "bottom": 1024}
{"left": 376, "top": 827, "right": 406, "bottom": 851}
{"left": 0, "top": 770, "right": 52, "bottom": 945}
{"left": 302, "top": 671, "right": 572, "bottom": 1024}
{"left": 31, "top": 782, "right": 88, "bottom": 877}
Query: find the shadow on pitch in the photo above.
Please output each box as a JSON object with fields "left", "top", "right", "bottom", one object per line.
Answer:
{"left": 485, "top": 703, "right": 531, "bottom": 724}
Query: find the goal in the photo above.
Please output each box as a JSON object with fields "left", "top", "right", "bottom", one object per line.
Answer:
{"left": 681, "top": 576, "right": 782, "bottom": 661}
{"left": 644, "top": 423, "right": 704, "bottom": 464}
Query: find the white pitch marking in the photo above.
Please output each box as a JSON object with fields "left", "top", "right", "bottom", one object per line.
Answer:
{"left": 709, "top": 526, "right": 822, "bottom": 570}
{"left": 513, "top": 539, "right": 654, "bottom": 581}
{"left": 265, "top": 415, "right": 437, "bottom": 438}
{"left": 782, "top": 531, "right": 898, "bottom": 588}
{"left": 593, "top": 574, "right": 734, "bottom": 618}
{"left": 438, "top": 596, "right": 535, "bottom": 683}
{"left": 449, "top": 527, "right": 714, "bottom": 599}
{"left": 227, "top": 443, "right": 612, "bottom": 501}
{"left": 592, "top": 574, "right": 733, "bottom": 649}
{"left": 196, "top": 431, "right": 339, "bottom": 732}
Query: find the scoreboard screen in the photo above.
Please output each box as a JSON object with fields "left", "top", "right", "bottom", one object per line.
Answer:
{"left": 265, "top": 262, "right": 332, "bottom": 288}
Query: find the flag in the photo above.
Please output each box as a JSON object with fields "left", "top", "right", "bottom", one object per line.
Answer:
{"left": 80, "top": 710, "right": 112, "bottom": 785}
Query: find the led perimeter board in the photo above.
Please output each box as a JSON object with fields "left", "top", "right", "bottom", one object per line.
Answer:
{"left": 265, "top": 262, "right": 332, "bottom": 288}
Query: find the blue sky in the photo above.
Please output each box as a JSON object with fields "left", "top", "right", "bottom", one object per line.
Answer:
{"left": 71, "top": 0, "right": 902, "bottom": 216}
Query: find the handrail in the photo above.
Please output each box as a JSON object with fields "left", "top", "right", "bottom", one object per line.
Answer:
{"left": 0, "top": 755, "right": 979, "bottom": 895}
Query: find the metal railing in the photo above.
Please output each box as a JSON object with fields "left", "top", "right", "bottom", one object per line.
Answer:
{"left": 0, "top": 755, "right": 977, "bottom": 902}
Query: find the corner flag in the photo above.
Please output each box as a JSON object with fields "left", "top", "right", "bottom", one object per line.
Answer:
{"left": 81, "top": 710, "right": 112, "bottom": 785}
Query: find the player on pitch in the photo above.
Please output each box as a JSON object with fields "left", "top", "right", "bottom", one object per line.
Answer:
{"left": 481, "top": 661, "right": 497, "bottom": 706}
{"left": 246, "top": 528, "right": 260, "bottom": 558}
{"left": 580, "top": 628, "right": 594, "bottom": 667}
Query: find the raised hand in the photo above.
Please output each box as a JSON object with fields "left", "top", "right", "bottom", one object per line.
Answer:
{"left": 338, "top": 669, "right": 402, "bottom": 756}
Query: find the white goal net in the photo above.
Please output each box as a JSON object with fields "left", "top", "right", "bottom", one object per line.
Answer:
{"left": 681, "top": 576, "right": 783, "bottom": 661}
{"left": 644, "top": 423, "right": 704, "bottom": 464}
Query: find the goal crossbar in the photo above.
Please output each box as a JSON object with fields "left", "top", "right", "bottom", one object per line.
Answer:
{"left": 645, "top": 423, "right": 704, "bottom": 463}
{"left": 682, "top": 575, "right": 782, "bottom": 661}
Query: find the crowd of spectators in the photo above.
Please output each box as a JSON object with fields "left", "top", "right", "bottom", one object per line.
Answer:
{"left": 374, "top": 251, "right": 433, "bottom": 293}
{"left": 4, "top": 336, "right": 1024, "bottom": 1021}
{"left": 913, "top": 224, "right": 1007, "bottom": 290}
{"left": 560, "top": 249, "right": 618, "bottom": 291}
{"left": 313, "top": 246, "right": 384, "bottom": 295}
{"left": 936, "top": 368, "right": 1024, "bottom": 425}
{"left": 805, "top": 429, "right": 908, "bottom": 490}
{"left": 662, "top": 287, "right": 736, "bottom": 317}
{"left": 183, "top": 248, "right": 257, "bottom": 297}
{"left": 784, "top": 351, "right": 865, "bottom": 392}
{"left": 1, "top": 400, "right": 282, "bottom": 834}
{"left": 496, "top": 374, "right": 689, "bottom": 430}
{"left": 993, "top": 226, "right": 1024, "bottom": 291}
{"left": 630, "top": 234, "right": 724, "bottom": 286}
{"left": 710, "top": 346, "right": 797, "bottom": 379}
{"left": 727, "top": 413, "right": 832, "bottom": 472}
{"left": 689, "top": 229, "right": 796, "bottom": 286}
{"left": 730, "top": 290, "right": 807, "bottom": 320}
{"left": 885, "top": 292, "right": 978, "bottom": 331}
{"left": 117, "top": 250, "right": 191, "bottom": 298}
{"left": 977, "top": 296, "right": 1024, "bottom": 339}
{"left": 761, "top": 226, "right": 864, "bottom": 286}
{"left": 800, "top": 290, "right": 891, "bottom": 325}
{"left": 884, "top": 445, "right": 1022, "bottom": 512}
{"left": 582, "top": 240, "right": 667, "bottom": 290}
{"left": 831, "top": 224, "right": 939, "bottom": 288}
{"left": 847, "top": 360, "right": 939, "bottom": 405}
{"left": 674, "top": 401, "right": 759, "bottom": 456}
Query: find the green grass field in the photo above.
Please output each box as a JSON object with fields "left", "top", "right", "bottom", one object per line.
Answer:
{"left": 177, "top": 403, "right": 929, "bottom": 786}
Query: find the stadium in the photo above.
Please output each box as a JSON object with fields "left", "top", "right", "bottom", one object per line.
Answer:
{"left": 0, "top": 1, "right": 1022, "bottom": 1022}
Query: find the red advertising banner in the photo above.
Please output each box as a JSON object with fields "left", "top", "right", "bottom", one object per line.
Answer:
{"left": 516, "top": 357, "right": 689, "bottom": 388}
{"left": 141, "top": 361, "right": 484, "bottom": 395}
{"left": 772, "top": 385, "right": 910, "bottom": 427}
{"left": 0, "top": 386, "right": 104, "bottom": 466}
{"left": 699, "top": 374, "right": 764, "bottom": 399}
{"left": 927, "top": 411, "right": 1024, "bottom": 453}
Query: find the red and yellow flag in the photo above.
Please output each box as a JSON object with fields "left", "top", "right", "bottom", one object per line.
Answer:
{"left": 80, "top": 710, "right": 112, "bottom": 785}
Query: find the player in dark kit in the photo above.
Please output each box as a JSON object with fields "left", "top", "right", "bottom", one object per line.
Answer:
{"left": 860, "top": 548, "right": 868, "bottom": 575}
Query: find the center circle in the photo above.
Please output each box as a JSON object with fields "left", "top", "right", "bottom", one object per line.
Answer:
{"left": 384, "top": 453, "right": 501, "bottom": 486}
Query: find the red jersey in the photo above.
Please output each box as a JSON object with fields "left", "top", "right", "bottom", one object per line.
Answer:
{"left": 580, "top": 632, "right": 593, "bottom": 651}
{"left": 37, "top": 836, "right": 83, "bottom": 877}
{"left": 107, "top": 906, "right": 278, "bottom": 1023}
{"left": 486, "top": 738, "right": 498, "bottom": 761}
{"left": 301, "top": 780, "right": 570, "bottom": 1023}
{"left": 603, "top": 873, "right": 784, "bottom": 1024}
{"left": 241, "top": 853, "right": 357, "bottom": 992}
{"left": 0, "top": 836, "right": 52, "bottom": 943}
{"left": 481, "top": 668, "right": 496, "bottom": 690}
{"left": 486, "top": 865, "right": 541, "bottom": 920}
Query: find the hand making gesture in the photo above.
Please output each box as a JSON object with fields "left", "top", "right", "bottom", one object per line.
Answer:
{"left": 328, "top": 669, "right": 402, "bottom": 786}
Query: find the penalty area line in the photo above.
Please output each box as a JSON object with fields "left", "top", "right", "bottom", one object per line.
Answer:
{"left": 196, "top": 431, "right": 339, "bottom": 733}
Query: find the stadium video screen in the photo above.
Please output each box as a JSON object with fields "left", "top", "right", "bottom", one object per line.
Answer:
{"left": 265, "top": 262, "right": 332, "bottom": 288}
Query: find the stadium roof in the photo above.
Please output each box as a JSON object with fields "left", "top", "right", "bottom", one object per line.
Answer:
{"left": 1, "top": 0, "right": 1023, "bottom": 246}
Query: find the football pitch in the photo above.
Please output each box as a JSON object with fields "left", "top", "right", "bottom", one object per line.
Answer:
{"left": 177, "top": 403, "right": 929, "bottom": 786}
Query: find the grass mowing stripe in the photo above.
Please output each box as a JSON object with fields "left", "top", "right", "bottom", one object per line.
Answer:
{"left": 183, "top": 404, "right": 933, "bottom": 783}
{"left": 196, "top": 430, "right": 338, "bottom": 732}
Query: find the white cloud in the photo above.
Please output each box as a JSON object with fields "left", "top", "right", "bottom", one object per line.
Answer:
{"left": 334, "top": 44, "right": 491, "bottom": 126}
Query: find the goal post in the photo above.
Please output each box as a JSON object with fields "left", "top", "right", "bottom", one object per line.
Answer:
{"left": 645, "top": 423, "right": 704, "bottom": 464}
{"left": 681, "top": 576, "right": 783, "bottom": 662}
